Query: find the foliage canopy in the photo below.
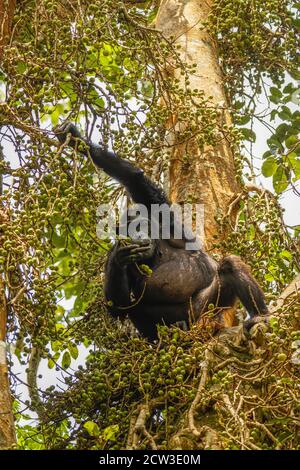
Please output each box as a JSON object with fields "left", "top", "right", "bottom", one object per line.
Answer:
{"left": 0, "top": 0, "right": 300, "bottom": 450}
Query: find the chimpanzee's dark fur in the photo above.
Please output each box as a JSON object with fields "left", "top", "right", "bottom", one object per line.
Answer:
{"left": 56, "top": 123, "right": 269, "bottom": 341}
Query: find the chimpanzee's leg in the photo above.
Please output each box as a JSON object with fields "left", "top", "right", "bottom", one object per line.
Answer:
{"left": 219, "top": 256, "right": 269, "bottom": 317}
{"left": 193, "top": 255, "right": 269, "bottom": 327}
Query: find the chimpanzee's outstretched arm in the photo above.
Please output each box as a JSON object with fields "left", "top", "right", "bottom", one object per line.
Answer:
{"left": 55, "top": 122, "right": 168, "bottom": 208}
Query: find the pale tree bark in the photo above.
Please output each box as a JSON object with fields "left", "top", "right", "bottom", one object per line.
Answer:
{"left": 155, "top": 0, "right": 240, "bottom": 249}
{"left": 0, "top": 0, "right": 16, "bottom": 57}
{"left": 270, "top": 274, "right": 300, "bottom": 314}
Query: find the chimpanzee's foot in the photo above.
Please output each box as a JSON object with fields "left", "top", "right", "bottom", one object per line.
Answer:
{"left": 244, "top": 314, "right": 270, "bottom": 331}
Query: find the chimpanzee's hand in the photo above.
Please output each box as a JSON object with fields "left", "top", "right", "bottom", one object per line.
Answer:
{"left": 54, "top": 122, "right": 86, "bottom": 149}
{"left": 115, "top": 239, "right": 156, "bottom": 267}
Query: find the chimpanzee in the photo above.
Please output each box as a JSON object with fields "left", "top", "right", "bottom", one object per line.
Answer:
{"left": 55, "top": 123, "right": 269, "bottom": 341}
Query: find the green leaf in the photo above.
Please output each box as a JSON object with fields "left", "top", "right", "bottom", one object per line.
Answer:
{"left": 60, "top": 81, "right": 77, "bottom": 102}
{"left": 294, "top": 225, "right": 300, "bottom": 237}
{"left": 51, "top": 340, "right": 61, "bottom": 352}
{"left": 290, "top": 69, "right": 300, "bottom": 81}
{"left": 270, "top": 109, "right": 277, "bottom": 121}
{"left": 141, "top": 80, "right": 153, "bottom": 98}
{"left": 278, "top": 106, "right": 292, "bottom": 121}
{"left": 240, "top": 128, "right": 256, "bottom": 142}
{"left": 287, "top": 152, "right": 300, "bottom": 179}
{"left": 55, "top": 323, "right": 66, "bottom": 333}
{"left": 248, "top": 224, "right": 255, "bottom": 240}
{"left": 48, "top": 352, "right": 60, "bottom": 369}
{"left": 262, "top": 157, "right": 278, "bottom": 177}
{"left": 64, "top": 281, "right": 84, "bottom": 300}
{"left": 52, "top": 231, "right": 66, "bottom": 248}
{"left": 237, "top": 115, "right": 251, "bottom": 125}
{"left": 16, "top": 62, "right": 27, "bottom": 74}
{"left": 83, "top": 421, "right": 100, "bottom": 437}
{"left": 273, "top": 165, "right": 289, "bottom": 193}
{"left": 83, "top": 338, "right": 91, "bottom": 348}
{"left": 283, "top": 83, "right": 296, "bottom": 94}
{"left": 87, "top": 87, "right": 105, "bottom": 109}
{"left": 47, "top": 358, "right": 55, "bottom": 369}
{"left": 68, "top": 343, "right": 79, "bottom": 360}
{"left": 270, "top": 86, "right": 282, "bottom": 104}
{"left": 279, "top": 250, "right": 292, "bottom": 261}
{"left": 103, "top": 424, "right": 119, "bottom": 442}
{"left": 269, "top": 317, "right": 279, "bottom": 329}
{"left": 267, "top": 135, "right": 283, "bottom": 150}
{"left": 263, "top": 150, "right": 273, "bottom": 159}
{"left": 61, "top": 351, "right": 71, "bottom": 369}
{"left": 275, "top": 123, "right": 289, "bottom": 139}
{"left": 293, "top": 18, "right": 300, "bottom": 28}
{"left": 234, "top": 100, "right": 245, "bottom": 110}
{"left": 285, "top": 134, "right": 299, "bottom": 149}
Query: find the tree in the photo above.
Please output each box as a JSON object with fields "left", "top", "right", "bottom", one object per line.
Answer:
{"left": 0, "top": 0, "right": 299, "bottom": 450}
{"left": 0, "top": 0, "right": 16, "bottom": 57}
{"left": 0, "top": 0, "right": 17, "bottom": 449}
{"left": 155, "top": 0, "right": 240, "bottom": 247}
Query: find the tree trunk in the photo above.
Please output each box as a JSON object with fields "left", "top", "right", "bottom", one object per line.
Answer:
{"left": 155, "top": 0, "right": 240, "bottom": 249}
{"left": 0, "top": 276, "right": 16, "bottom": 449}
{"left": 0, "top": 1, "right": 17, "bottom": 446}
{"left": 0, "top": 0, "right": 16, "bottom": 57}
